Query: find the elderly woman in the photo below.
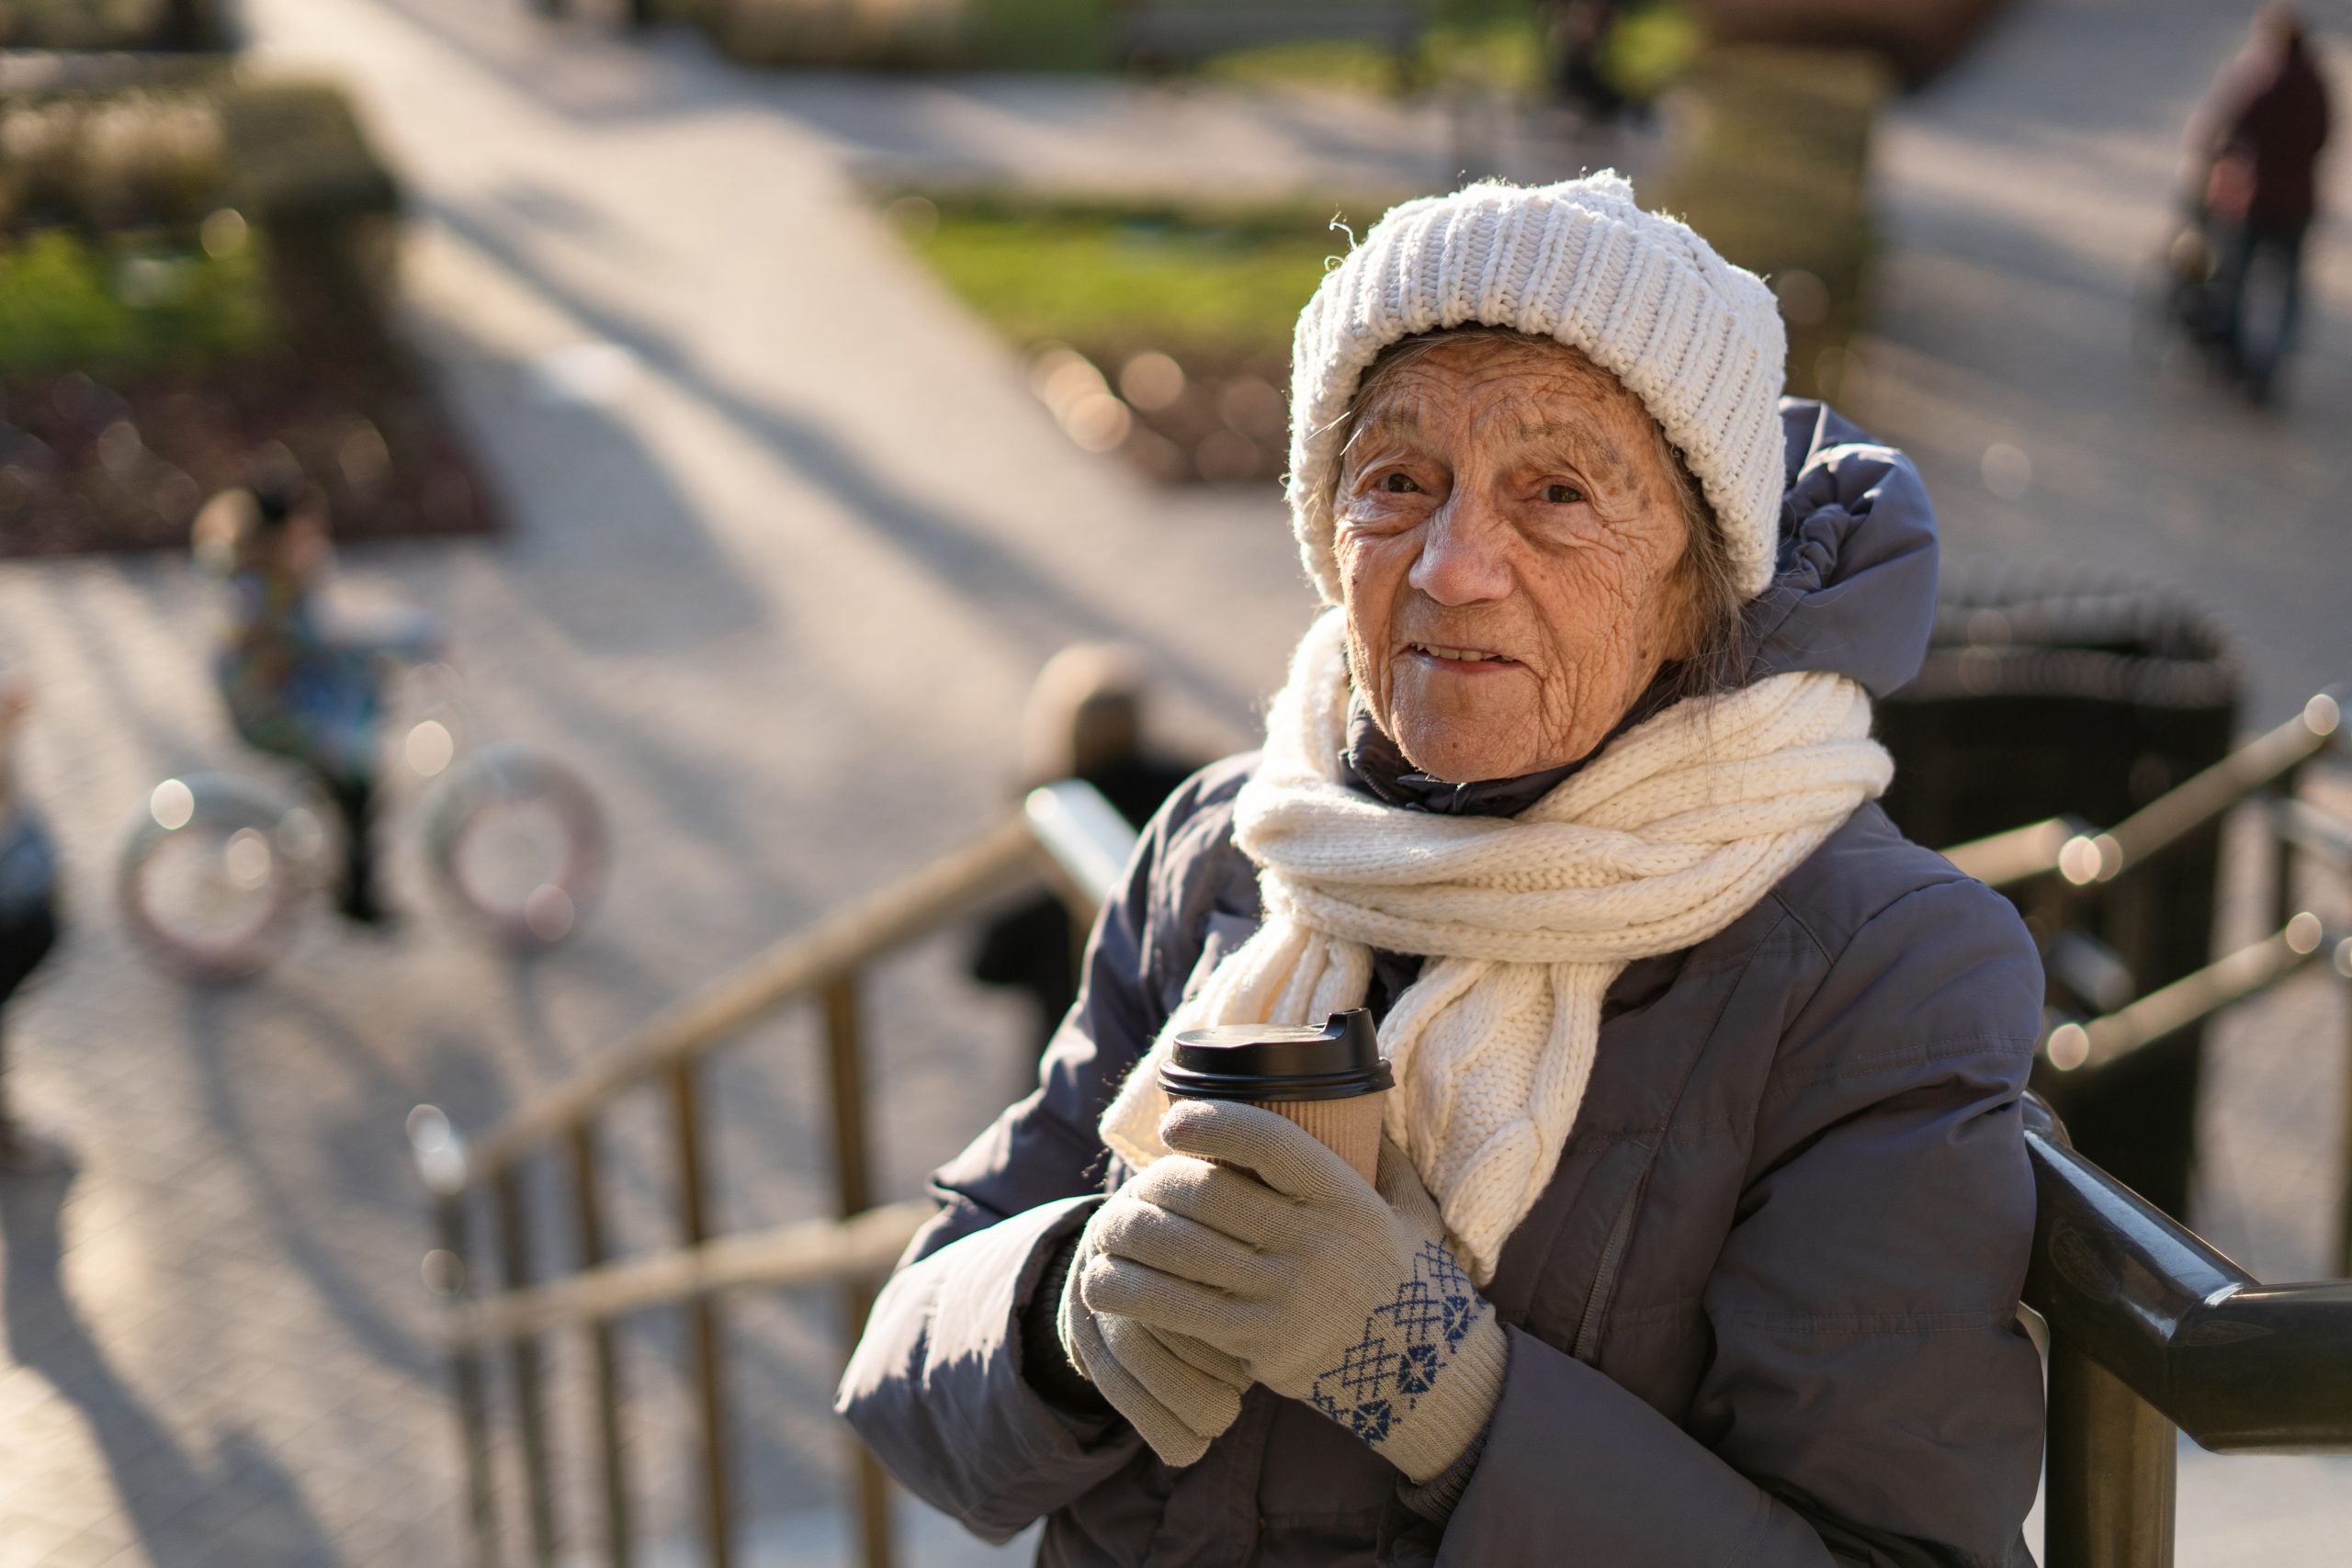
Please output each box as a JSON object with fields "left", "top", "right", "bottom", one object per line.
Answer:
{"left": 840, "top": 176, "right": 2043, "bottom": 1564}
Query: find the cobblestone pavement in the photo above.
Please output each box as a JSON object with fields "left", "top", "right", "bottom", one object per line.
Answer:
{"left": 0, "top": 0, "right": 2346, "bottom": 1564}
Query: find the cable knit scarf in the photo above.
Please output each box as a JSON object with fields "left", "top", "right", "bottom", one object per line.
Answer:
{"left": 1100, "top": 611, "right": 1895, "bottom": 1282}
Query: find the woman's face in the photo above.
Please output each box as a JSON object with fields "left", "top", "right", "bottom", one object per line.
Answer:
{"left": 1336, "top": 333, "right": 1701, "bottom": 784}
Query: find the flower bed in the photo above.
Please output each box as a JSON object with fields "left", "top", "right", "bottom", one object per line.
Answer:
{"left": 0, "top": 67, "right": 494, "bottom": 556}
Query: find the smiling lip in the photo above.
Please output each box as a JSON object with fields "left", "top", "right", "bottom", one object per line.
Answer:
{"left": 1405, "top": 642, "right": 1520, "bottom": 671}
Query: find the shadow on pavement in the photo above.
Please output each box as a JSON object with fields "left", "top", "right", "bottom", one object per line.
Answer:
{"left": 181, "top": 986, "right": 440, "bottom": 1383}
{"left": 422, "top": 193, "right": 1261, "bottom": 736}
{"left": 1, "top": 1156, "right": 347, "bottom": 1567}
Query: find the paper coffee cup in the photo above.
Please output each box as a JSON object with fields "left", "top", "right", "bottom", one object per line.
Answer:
{"left": 1159, "top": 1010, "right": 1391, "bottom": 1184}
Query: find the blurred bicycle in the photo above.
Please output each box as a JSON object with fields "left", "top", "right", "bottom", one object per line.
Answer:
{"left": 118, "top": 475, "right": 606, "bottom": 980}
{"left": 119, "top": 659, "right": 607, "bottom": 981}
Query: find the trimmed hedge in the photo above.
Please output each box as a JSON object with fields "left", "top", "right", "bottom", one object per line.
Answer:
{"left": 0, "top": 63, "right": 494, "bottom": 556}
{"left": 0, "top": 73, "right": 399, "bottom": 237}
{"left": 1645, "top": 44, "right": 1888, "bottom": 400}
{"left": 0, "top": 69, "right": 402, "bottom": 359}
{"left": 0, "top": 0, "right": 233, "bottom": 51}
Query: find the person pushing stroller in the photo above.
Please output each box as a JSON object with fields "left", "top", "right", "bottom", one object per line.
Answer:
{"left": 2185, "top": 5, "right": 2332, "bottom": 403}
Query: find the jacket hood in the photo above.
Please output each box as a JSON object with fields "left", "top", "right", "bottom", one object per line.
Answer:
{"left": 1746, "top": 398, "right": 1939, "bottom": 698}
{"left": 1344, "top": 399, "right": 1938, "bottom": 818}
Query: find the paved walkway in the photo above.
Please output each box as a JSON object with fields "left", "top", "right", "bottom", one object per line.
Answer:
{"left": 1863, "top": 0, "right": 2352, "bottom": 725}
{"left": 0, "top": 0, "right": 2345, "bottom": 1563}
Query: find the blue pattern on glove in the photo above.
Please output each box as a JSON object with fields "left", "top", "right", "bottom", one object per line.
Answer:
{"left": 1306, "top": 1240, "right": 1479, "bottom": 1445}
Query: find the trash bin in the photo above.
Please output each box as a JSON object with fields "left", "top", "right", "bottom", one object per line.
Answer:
{"left": 1875, "top": 577, "right": 2241, "bottom": 1223}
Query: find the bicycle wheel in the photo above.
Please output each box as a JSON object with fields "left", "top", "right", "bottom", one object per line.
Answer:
{"left": 117, "top": 774, "right": 323, "bottom": 981}
{"left": 419, "top": 743, "right": 608, "bottom": 948}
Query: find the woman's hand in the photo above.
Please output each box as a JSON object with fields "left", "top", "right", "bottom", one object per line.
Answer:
{"left": 1080, "top": 1100, "right": 1508, "bottom": 1484}
{"left": 1056, "top": 1197, "right": 1249, "bottom": 1465}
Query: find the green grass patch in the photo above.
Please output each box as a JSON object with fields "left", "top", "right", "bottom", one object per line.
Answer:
{"left": 898, "top": 194, "right": 1353, "bottom": 364}
{"left": 0, "top": 226, "right": 275, "bottom": 378}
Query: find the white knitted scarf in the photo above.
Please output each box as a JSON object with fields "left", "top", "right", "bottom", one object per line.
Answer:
{"left": 1100, "top": 611, "right": 1894, "bottom": 1282}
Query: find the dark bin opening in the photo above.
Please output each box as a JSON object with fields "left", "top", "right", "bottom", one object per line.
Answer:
{"left": 1876, "top": 580, "right": 2241, "bottom": 1224}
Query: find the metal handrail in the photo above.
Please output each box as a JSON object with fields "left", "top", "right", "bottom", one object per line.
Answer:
{"left": 1941, "top": 814, "right": 2088, "bottom": 890}
{"left": 2026, "top": 1095, "right": 2352, "bottom": 1452}
{"left": 422, "top": 738, "right": 2352, "bottom": 1568}
{"left": 463, "top": 817, "right": 1035, "bottom": 1181}
{"left": 2041, "top": 914, "right": 2349, "bottom": 1074}
{"left": 410, "top": 780, "right": 1141, "bottom": 1568}
{"left": 2028, "top": 1093, "right": 2352, "bottom": 1568}
{"left": 447, "top": 1201, "right": 935, "bottom": 1349}
{"left": 1941, "top": 692, "right": 2341, "bottom": 891}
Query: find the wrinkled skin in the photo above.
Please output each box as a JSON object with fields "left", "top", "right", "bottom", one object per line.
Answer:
{"left": 1336, "top": 333, "right": 1701, "bottom": 783}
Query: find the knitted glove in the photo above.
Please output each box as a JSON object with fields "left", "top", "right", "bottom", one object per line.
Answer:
{"left": 1080, "top": 1100, "right": 1509, "bottom": 1484}
{"left": 1055, "top": 1193, "right": 1250, "bottom": 1465}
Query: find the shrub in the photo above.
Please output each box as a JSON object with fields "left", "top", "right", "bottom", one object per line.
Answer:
{"left": 0, "top": 225, "right": 274, "bottom": 377}
{"left": 0, "top": 87, "right": 228, "bottom": 232}
{"left": 0, "top": 0, "right": 232, "bottom": 51}
{"left": 217, "top": 80, "right": 401, "bottom": 227}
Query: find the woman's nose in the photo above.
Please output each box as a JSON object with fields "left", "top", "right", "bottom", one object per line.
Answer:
{"left": 1407, "top": 495, "right": 1514, "bottom": 607}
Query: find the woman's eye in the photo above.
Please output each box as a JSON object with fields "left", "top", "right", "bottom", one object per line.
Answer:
{"left": 1544, "top": 482, "right": 1585, "bottom": 504}
{"left": 1381, "top": 472, "right": 1420, "bottom": 494}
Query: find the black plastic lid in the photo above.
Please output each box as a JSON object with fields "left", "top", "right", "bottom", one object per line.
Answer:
{"left": 1160, "top": 1010, "right": 1391, "bottom": 1102}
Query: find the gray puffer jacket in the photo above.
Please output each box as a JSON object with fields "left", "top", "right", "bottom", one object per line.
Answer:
{"left": 839, "top": 401, "right": 2046, "bottom": 1566}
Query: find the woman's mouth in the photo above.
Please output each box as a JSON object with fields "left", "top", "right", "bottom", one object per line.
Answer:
{"left": 1406, "top": 642, "right": 1519, "bottom": 671}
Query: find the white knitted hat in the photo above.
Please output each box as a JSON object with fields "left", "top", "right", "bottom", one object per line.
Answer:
{"left": 1286, "top": 174, "right": 1788, "bottom": 605}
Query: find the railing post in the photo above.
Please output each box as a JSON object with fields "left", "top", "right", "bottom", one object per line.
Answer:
{"left": 494, "top": 1167, "right": 559, "bottom": 1566}
{"left": 2044, "top": 1336, "right": 2176, "bottom": 1568}
{"left": 669, "top": 1060, "right": 733, "bottom": 1568}
{"left": 2338, "top": 940, "right": 2352, "bottom": 1279}
{"left": 411, "top": 1107, "right": 503, "bottom": 1568}
{"left": 569, "top": 1120, "right": 632, "bottom": 1567}
{"left": 444, "top": 1196, "right": 504, "bottom": 1568}
{"left": 823, "top": 975, "right": 894, "bottom": 1568}
{"left": 2273, "top": 770, "right": 2305, "bottom": 933}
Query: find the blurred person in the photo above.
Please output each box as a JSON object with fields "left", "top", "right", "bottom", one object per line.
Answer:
{"left": 2191, "top": 4, "right": 2332, "bottom": 403}
{"left": 192, "top": 475, "right": 440, "bottom": 926}
{"left": 1547, "top": 0, "right": 1626, "bottom": 125}
{"left": 970, "top": 644, "right": 1202, "bottom": 1059}
{"left": 0, "top": 669, "right": 61, "bottom": 1167}
{"left": 842, "top": 176, "right": 2045, "bottom": 1563}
